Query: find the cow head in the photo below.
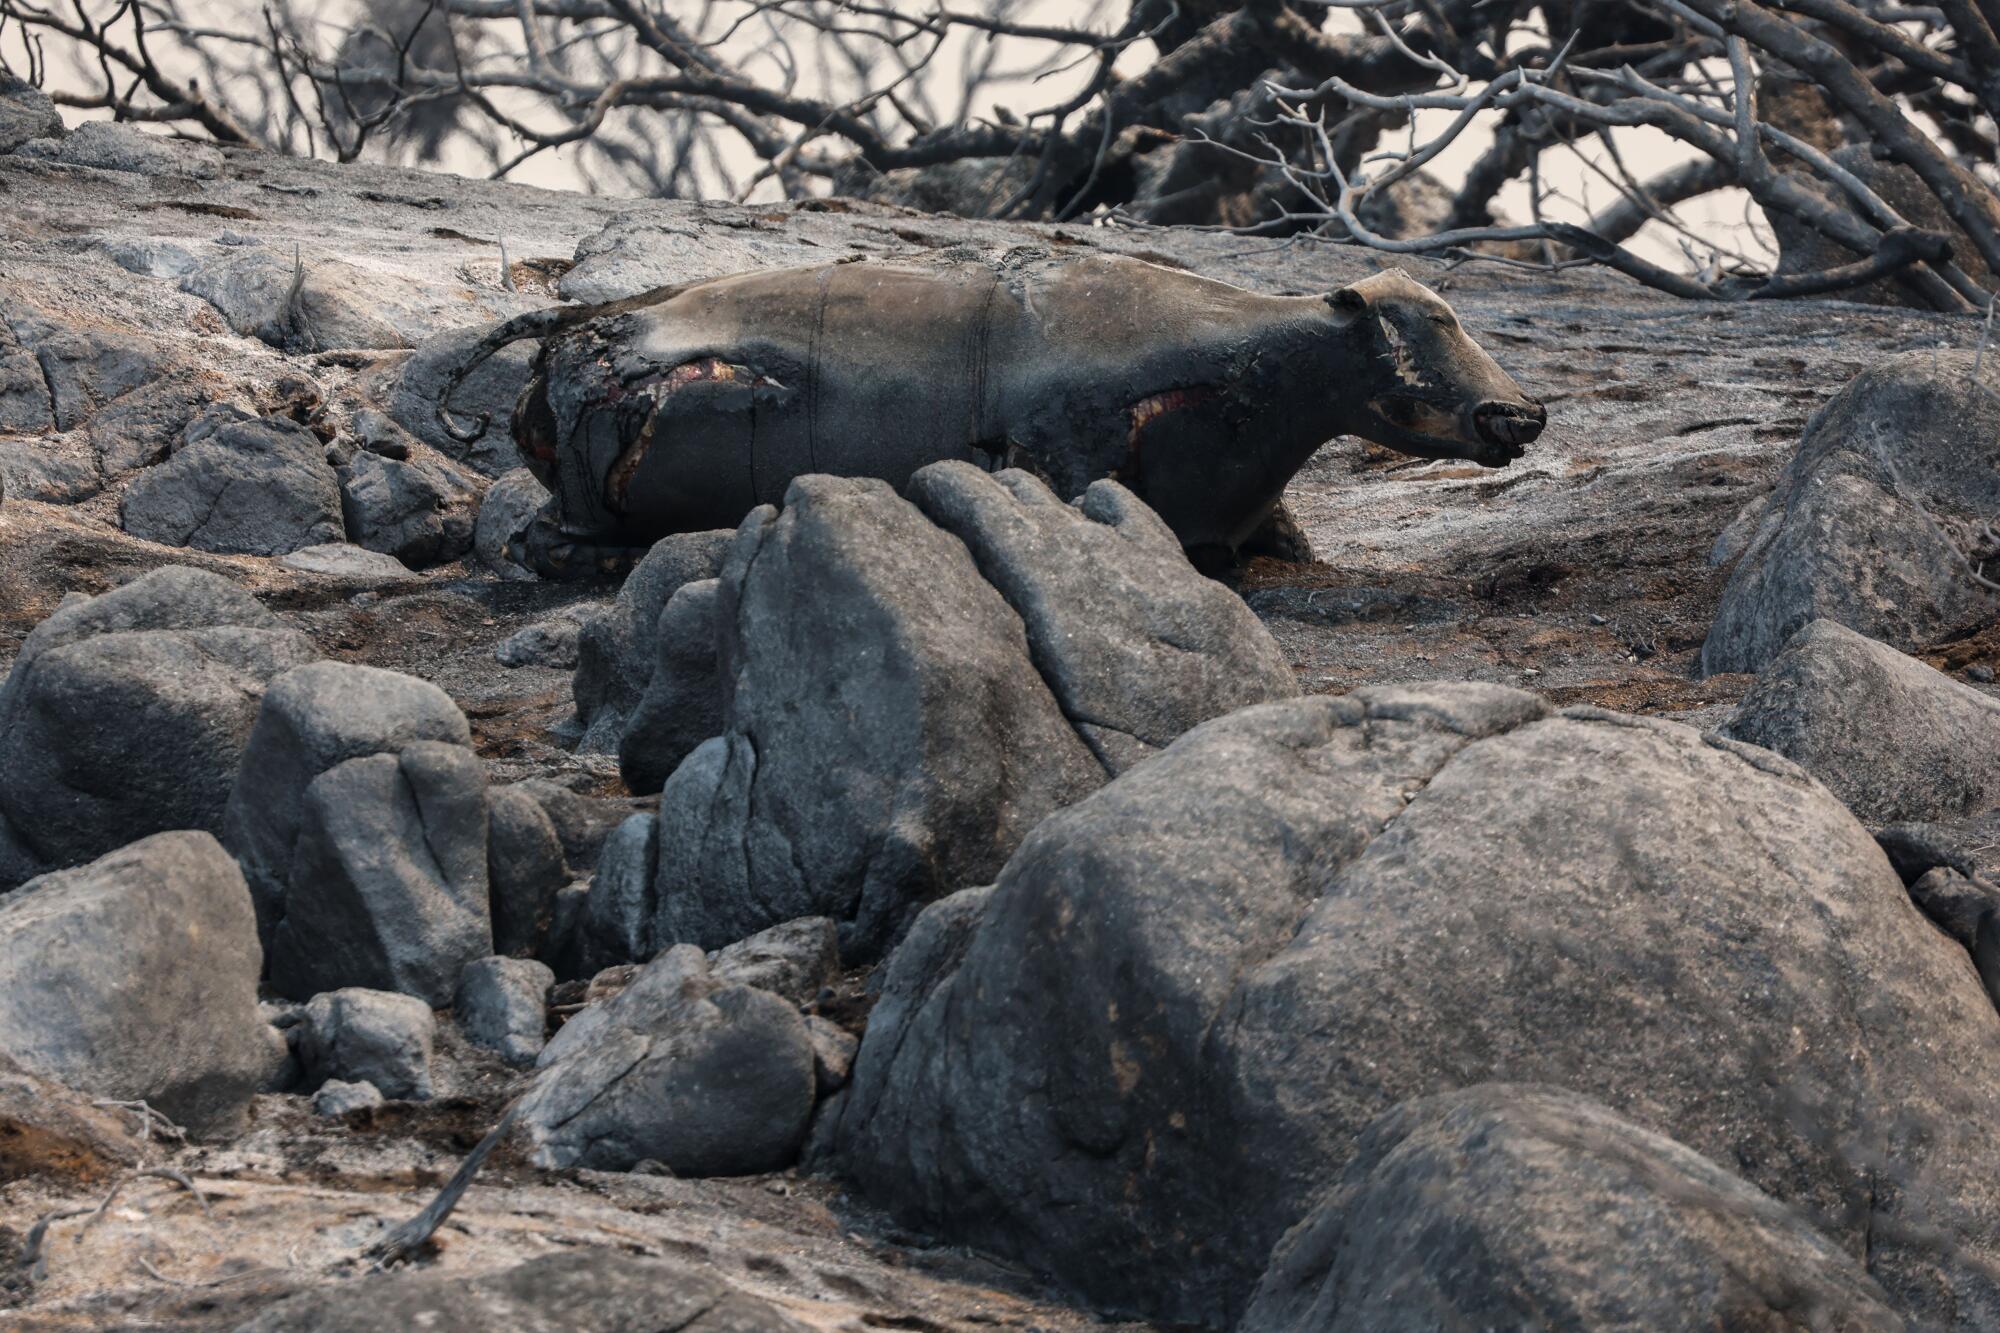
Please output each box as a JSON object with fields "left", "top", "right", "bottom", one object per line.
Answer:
{"left": 1327, "top": 269, "right": 1545, "bottom": 468}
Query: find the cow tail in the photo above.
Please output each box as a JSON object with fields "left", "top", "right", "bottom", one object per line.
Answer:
{"left": 434, "top": 280, "right": 705, "bottom": 443}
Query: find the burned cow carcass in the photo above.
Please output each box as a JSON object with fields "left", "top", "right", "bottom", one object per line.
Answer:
{"left": 439, "top": 249, "right": 1545, "bottom": 576}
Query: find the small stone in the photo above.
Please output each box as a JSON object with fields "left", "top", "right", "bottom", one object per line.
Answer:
{"left": 280, "top": 542, "right": 413, "bottom": 580}
{"left": 495, "top": 606, "right": 603, "bottom": 670}
{"left": 1970, "top": 664, "right": 1995, "bottom": 684}
{"left": 299, "top": 988, "right": 436, "bottom": 1101}
{"left": 312, "top": 1078, "right": 384, "bottom": 1117}
{"left": 710, "top": 918, "right": 841, "bottom": 1009}
{"left": 456, "top": 956, "right": 554, "bottom": 1066}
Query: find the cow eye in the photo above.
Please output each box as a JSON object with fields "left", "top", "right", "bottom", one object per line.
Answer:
{"left": 1428, "top": 313, "right": 1455, "bottom": 329}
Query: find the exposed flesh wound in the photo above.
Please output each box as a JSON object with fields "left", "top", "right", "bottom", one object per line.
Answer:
{"left": 1124, "top": 386, "right": 1218, "bottom": 482}
{"left": 604, "top": 358, "right": 785, "bottom": 510}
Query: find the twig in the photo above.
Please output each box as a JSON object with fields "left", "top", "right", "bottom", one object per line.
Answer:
{"left": 365, "top": 1099, "right": 521, "bottom": 1268}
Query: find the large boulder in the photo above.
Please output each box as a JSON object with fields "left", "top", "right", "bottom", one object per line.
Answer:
{"left": 122, "top": 413, "right": 345, "bottom": 556}
{"left": 455, "top": 955, "right": 553, "bottom": 1065}
{"left": 908, "top": 462, "right": 1299, "bottom": 772}
{"left": 516, "top": 944, "right": 816, "bottom": 1174}
{"left": 0, "top": 832, "right": 286, "bottom": 1135}
{"left": 573, "top": 529, "right": 732, "bottom": 754}
{"left": 485, "top": 783, "right": 570, "bottom": 957}
{"left": 652, "top": 467, "right": 1297, "bottom": 961}
{"left": 1703, "top": 352, "right": 2000, "bottom": 675}
{"left": 1721, "top": 619, "right": 2000, "bottom": 824}
{"left": 653, "top": 474, "right": 1102, "bottom": 960}
{"left": 232, "top": 1248, "right": 810, "bottom": 1333}
{"left": 0, "top": 567, "right": 317, "bottom": 888}
{"left": 1242, "top": 1084, "right": 1906, "bottom": 1332}
{"left": 826, "top": 685, "right": 2000, "bottom": 1328}
{"left": 222, "top": 661, "right": 473, "bottom": 946}
{"left": 268, "top": 741, "right": 491, "bottom": 1006}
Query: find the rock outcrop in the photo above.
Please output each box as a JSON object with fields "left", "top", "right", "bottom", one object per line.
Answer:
{"left": 649, "top": 465, "right": 1297, "bottom": 961}
{"left": 1704, "top": 351, "right": 2000, "bottom": 675}
{"left": 517, "top": 944, "right": 817, "bottom": 1174}
{"left": 827, "top": 684, "right": 2000, "bottom": 1328}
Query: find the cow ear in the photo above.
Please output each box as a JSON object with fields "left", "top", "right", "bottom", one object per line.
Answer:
{"left": 1326, "top": 285, "right": 1369, "bottom": 325}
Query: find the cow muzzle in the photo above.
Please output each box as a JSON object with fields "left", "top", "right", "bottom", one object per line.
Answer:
{"left": 1472, "top": 400, "right": 1546, "bottom": 464}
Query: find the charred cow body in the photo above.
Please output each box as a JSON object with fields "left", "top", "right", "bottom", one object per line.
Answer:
{"left": 441, "top": 249, "right": 1546, "bottom": 576}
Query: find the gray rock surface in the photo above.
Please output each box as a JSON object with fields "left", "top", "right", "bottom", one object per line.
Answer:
{"left": 618, "top": 577, "right": 724, "bottom": 791}
{"left": 908, "top": 463, "right": 1299, "bottom": 772}
{"left": 84, "top": 377, "right": 213, "bottom": 474}
{"left": 1241, "top": 1084, "right": 1906, "bottom": 1332}
{"left": 0, "top": 832, "right": 286, "bottom": 1135}
{"left": 805, "top": 1015, "right": 858, "bottom": 1096}
{"left": 573, "top": 813, "right": 661, "bottom": 978}
{"left": 6, "top": 314, "right": 166, "bottom": 432}
{"left": 1722, "top": 619, "right": 2000, "bottom": 824}
{"left": 223, "top": 660, "right": 473, "bottom": 946}
{"left": 336, "top": 447, "right": 480, "bottom": 569}
{"left": 1703, "top": 351, "right": 2000, "bottom": 675}
{"left": 573, "top": 529, "right": 732, "bottom": 754}
{"left": 518, "top": 944, "right": 816, "bottom": 1174}
{"left": 269, "top": 741, "right": 492, "bottom": 1006}
{"left": 510, "top": 778, "right": 638, "bottom": 873}
{"left": 456, "top": 955, "right": 554, "bottom": 1065}
{"left": 472, "top": 466, "right": 548, "bottom": 580}
{"left": 486, "top": 784, "right": 570, "bottom": 957}
{"left": 230, "top": 1248, "right": 810, "bottom": 1333}
{"left": 18, "top": 121, "right": 223, "bottom": 177}
{"left": 180, "top": 249, "right": 407, "bottom": 351}
{"left": 0, "top": 437, "right": 95, "bottom": 504}
{"left": 654, "top": 475, "right": 1103, "bottom": 960}
{"left": 278, "top": 542, "right": 415, "bottom": 579}
{"left": 122, "top": 414, "right": 344, "bottom": 555}
{"left": 0, "top": 321, "right": 54, "bottom": 434}
{"left": 1908, "top": 866, "right": 2000, "bottom": 951}
{"left": 298, "top": 988, "right": 436, "bottom": 1101}
{"left": 0, "top": 75, "right": 61, "bottom": 154}
{"left": 311, "top": 1078, "right": 384, "bottom": 1117}
{"left": 494, "top": 605, "right": 601, "bottom": 670}
{"left": 710, "top": 917, "right": 839, "bottom": 1008}
{"left": 387, "top": 327, "right": 536, "bottom": 475}
{"left": 828, "top": 684, "right": 2000, "bottom": 1328}
{"left": 0, "top": 566, "right": 316, "bottom": 887}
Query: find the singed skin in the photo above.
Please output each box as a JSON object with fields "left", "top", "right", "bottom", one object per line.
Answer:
{"left": 506, "top": 247, "right": 1546, "bottom": 560}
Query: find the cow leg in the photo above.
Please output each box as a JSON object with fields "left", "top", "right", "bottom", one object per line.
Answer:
{"left": 1238, "top": 499, "right": 1317, "bottom": 565}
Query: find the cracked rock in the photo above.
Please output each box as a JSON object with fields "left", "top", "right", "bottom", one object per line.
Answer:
{"left": 1242, "top": 1084, "right": 1905, "bottom": 1331}
{"left": 517, "top": 944, "right": 816, "bottom": 1174}
{"left": 826, "top": 683, "right": 2000, "bottom": 1329}
{"left": 223, "top": 661, "right": 473, "bottom": 950}
{"left": 575, "top": 529, "right": 731, "bottom": 756}
{"left": 122, "top": 413, "right": 344, "bottom": 556}
{"left": 651, "top": 467, "right": 1296, "bottom": 962}
{"left": 337, "top": 447, "right": 480, "bottom": 569}
{"left": 268, "top": 741, "right": 491, "bottom": 1006}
